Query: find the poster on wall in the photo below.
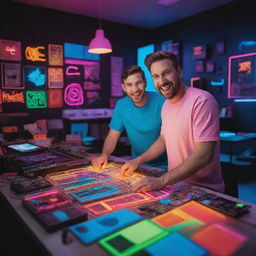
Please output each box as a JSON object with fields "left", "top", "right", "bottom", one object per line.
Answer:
{"left": 160, "top": 40, "right": 181, "bottom": 63}
{"left": 0, "top": 39, "right": 21, "bottom": 61}
{"left": 48, "top": 89, "right": 63, "bottom": 108}
{"left": 193, "top": 45, "right": 207, "bottom": 60}
{"left": 48, "top": 67, "right": 63, "bottom": 88}
{"left": 48, "top": 44, "right": 63, "bottom": 66}
{"left": 228, "top": 52, "right": 256, "bottom": 98}
{"left": 24, "top": 66, "right": 47, "bottom": 89}
{"left": 1, "top": 63, "right": 23, "bottom": 89}
{"left": 25, "top": 45, "right": 46, "bottom": 62}
{"left": 1, "top": 90, "right": 26, "bottom": 112}
{"left": 26, "top": 90, "right": 47, "bottom": 109}
{"left": 84, "top": 81, "right": 100, "bottom": 90}
{"left": 86, "top": 91, "right": 101, "bottom": 105}
{"left": 111, "top": 56, "right": 123, "bottom": 97}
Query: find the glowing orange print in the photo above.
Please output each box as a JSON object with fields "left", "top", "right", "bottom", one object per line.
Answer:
{"left": 25, "top": 46, "right": 46, "bottom": 62}
{"left": 2, "top": 91, "right": 25, "bottom": 103}
{"left": 238, "top": 61, "right": 252, "bottom": 73}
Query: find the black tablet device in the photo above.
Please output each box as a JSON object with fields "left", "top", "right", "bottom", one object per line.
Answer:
{"left": 7, "top": 143, "right": 43, "bottom": 153}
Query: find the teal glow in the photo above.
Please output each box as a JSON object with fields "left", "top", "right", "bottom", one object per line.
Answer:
{"left": 28, "top": 68, "right": 45, "bottom": 86}
{"left": 234, "top": 99, "right": 256, "bottom": 102}
{"left": 238, "top": 41, "right": 256, "bottom": 51}
{"left": 210, "top": 78, "right": 224, "bottom": 86}
{"left": 137, "top": 44, "right": 156, "bottom": 92}
{"left": 64, "top": 43, "right": 99, "bottom": 61}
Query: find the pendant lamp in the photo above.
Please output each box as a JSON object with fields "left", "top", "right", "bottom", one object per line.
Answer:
{"left": 88, "top": 0, "right": 112, "bottom": 54}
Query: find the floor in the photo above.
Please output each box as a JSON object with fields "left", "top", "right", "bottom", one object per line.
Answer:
{"left": 238, "top": 180, "right": 256, "bottom": 204}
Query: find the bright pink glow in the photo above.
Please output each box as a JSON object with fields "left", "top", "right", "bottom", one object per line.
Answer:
{"left": 64, "top": 83, "right": 84, "bottom": 106}
{"left": 24, "top": 190, "right": 70, "bottom": 212}
{"left": 66, "top": 66, "right": 81, "bottom": 76}
{"left": 65, "top": 59, "right": 97, "bottom": 66}
{"left": 228, "top": 52, "right": 256, "bottom": 98}
{"left": 88, "top": 29, "right": 112, "bottom": 54}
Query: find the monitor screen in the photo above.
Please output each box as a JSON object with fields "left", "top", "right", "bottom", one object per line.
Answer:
{"left": 7, "top": 143, "right": 42, "bottom": 153}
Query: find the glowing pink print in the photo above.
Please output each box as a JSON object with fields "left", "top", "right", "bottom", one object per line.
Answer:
{"left": 64, "top": 83, "right": 84, "bottom": 106}
{"left": 66, "top": 66, "right": 81, "bottom": 76}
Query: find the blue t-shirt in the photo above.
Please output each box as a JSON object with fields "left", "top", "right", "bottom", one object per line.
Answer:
{"left": 110, "top": 92, "right": 167, "bottom": 169}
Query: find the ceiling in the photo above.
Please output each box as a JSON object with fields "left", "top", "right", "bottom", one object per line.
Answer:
{"left": 14, "top": 0, "right": 237, "bottom": 29}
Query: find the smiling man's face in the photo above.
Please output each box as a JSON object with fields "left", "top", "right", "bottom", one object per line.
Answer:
{"left": 151, "top": 59, "right": 183, "bottom": 102}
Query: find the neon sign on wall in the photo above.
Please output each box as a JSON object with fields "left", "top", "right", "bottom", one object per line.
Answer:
{"left": 0, "top": 39, "right": 21, "bottom": 61}
{"left": 238, "top": 61, "right": 252, "bottom": 73}
{"left": 228, "top": 52, "right": 256, "bottom": 98}
{"left": 64, "top": 83, "right": 84, "bottom": 106}
{"left": 26, "top": 90, "right": 47, "bottom": 108}
{"left": 2, "top": 90, "right": 25, "bottom": 103}
{"left": 25, "top": 46, "right": 46, "bottom": 62}
{"left": 24, "top": 66, "right": 46, "bottom": 88}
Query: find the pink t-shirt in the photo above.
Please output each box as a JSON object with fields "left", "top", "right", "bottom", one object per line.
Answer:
{"left": 161, "top": 87, "right": 224, "bottom": 192}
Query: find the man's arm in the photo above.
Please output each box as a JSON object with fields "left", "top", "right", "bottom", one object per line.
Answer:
{"left": 133, "top": 141, "right": 216, "bottom": 191}
{"left": 92, "top": 129, "right": 121, "bottom": 169}
{"left": 121, "top": 134, "right": 166, "bottom": 176}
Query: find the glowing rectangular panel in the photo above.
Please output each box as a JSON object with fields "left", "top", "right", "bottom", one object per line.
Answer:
{"left": 68, "top": 209, "right": 142, "bottom": 245}
{"left": 48, "top": 44, "right": 63, "bottom": 66}
{"left": 2, "top": 126, "right": 18, "bottom": 133}
{"left": 26, "top": 90, "right": 47, "bottom": 109}
{"left": 228, "top": 52, "right": 256, "bottom": 98}
{"left": 192, "top": 223, "right": 247, "bottom": 255}
{"left": 2, "top": 90, "right": 25, "bottom": 103}
{"left": 99, "top": 219, "right": 168, "bottom": 256}
{"left": 48, "top": 89, "right": 63, "bottom": 108}
{"left": 137, "top": 44, "right": 155, "bottom": 92}
{"left": 70, "top": 184, "right": 121, "bottom": 203}
{"left": 144, "top": 233, "right": 208, "bottom": 256}
{"left": 64, "top": 43, "right": 99, "bottom": 61}
{"left": 152, "top": 209, "right": 193, "bottom": 228}
{"left": 0, "top": 39, "right": 21, "bottom": 61}
{"left": 175, "top": 201, "right": 226, "bottom": 223}
{"left": 48, "top": 67, "right": 63, "bottom": 88}
{"left": 1, "top": 63, "right": 23, "bottom": 89}
{"left": 23, "top": 190, "right": 71, "bottom": 212}
{"left": 85, "top": 193, "right": 153, "bottom": 216}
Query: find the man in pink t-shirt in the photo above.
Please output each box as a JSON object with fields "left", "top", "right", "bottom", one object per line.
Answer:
{"left": 121, "top": 51, "right": 224, "bottom": 193}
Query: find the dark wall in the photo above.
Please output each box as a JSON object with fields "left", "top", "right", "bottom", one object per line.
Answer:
{"left": 151, "top": 0, "right": 256, "bottom": 132}
{"left": 0, "top": 2, "right": 151, "bottom": 123}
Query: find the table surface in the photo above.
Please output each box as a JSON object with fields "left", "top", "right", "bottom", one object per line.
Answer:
{"left": 1, "top": 161, "right": 256, "bottom": 256}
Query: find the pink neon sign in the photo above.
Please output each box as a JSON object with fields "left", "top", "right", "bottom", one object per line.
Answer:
{"left": 66, "top": 66, "right": 81, "bottom": 76}
{"left": 64, "top": 83, "right": 84, "bottom": 106}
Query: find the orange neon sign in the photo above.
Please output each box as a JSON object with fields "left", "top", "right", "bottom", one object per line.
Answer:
{"left": 2, "top": 91, "right": 25, "bottom": 103}
{"left": 238, "top": 61, "right": 252, "bottom": 73}
{"left": 25, "top": 46, "right": 46, "bottom": 62}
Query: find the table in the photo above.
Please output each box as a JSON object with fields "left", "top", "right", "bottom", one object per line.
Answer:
{"left": 1, "top": 162, "right": 256, "bottom": 255}
{"left": 220, "top": 132, "right": 256, "bottom": 163}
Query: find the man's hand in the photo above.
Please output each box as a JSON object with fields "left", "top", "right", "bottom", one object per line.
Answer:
{"left": 132, "top": 176, "right": 165, "bottom": 192}
{"left": 91, "top": 154, "right": 108, "bottom": 170}
{"left": 121, "top": 158, "right": 141, "bottom": 176}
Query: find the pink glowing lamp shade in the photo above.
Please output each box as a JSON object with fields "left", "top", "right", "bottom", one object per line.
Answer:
{"left": 88, "top": 29, "right": 112, "bottom": 54}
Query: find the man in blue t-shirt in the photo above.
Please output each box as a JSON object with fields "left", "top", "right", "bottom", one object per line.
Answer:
{"left": 92, "top": 65, "right": 167, "bottom": 170}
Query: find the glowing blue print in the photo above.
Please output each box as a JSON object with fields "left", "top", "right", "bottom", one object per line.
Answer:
{"left": 210, "top": 78, "right": 225, "bottom": 86}
{"left": 238, "top": 41, "right": 256, "bottom": 51}
{"left": 28, "top": 68, "right": 45, "bottom": 86}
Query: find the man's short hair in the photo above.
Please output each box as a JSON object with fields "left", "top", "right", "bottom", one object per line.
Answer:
{"left": 121, "top": 65, "right": 145, "bottom": 83}
{"left": 145, "top": 51, "right": 180, "bottom": 71}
